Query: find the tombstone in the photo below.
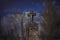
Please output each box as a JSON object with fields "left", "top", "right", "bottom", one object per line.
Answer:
{"left": 25, "top": 11, "right": 40, "bottom": 40}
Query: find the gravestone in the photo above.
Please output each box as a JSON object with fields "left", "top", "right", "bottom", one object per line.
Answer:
{"left": 26, "top": 11, "right": 40, "bottom": 40}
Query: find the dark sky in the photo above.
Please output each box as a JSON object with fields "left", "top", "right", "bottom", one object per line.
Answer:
{"left": 0, "top": 0, "right": 44, "bottom": 16}
{"left": 0, "top": 0, "right": 60, "bottom": 16}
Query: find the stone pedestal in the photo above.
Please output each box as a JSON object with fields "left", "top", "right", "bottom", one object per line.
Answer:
{"left": 26, "top": 22, "right": 40, "bottom": 40}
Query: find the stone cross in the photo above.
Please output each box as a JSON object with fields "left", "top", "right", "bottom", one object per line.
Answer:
{"left": 28, "top": 11, "right": 36, "bottom": 22}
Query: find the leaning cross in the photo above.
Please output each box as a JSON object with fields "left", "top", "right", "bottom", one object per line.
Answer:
{"left": 28, "top": 11, "right": 36, "bottom": 22}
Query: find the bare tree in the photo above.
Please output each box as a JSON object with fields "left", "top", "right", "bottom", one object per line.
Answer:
{"left": 40, "top": 0, "right": 56, "bottom": 40}
{"left": 1, "top": 8, "right": 26, "bottom": 40}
